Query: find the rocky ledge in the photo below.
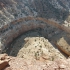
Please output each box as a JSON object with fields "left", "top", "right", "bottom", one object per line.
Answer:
{"left": 0, "top": 54, "right": 70, "bottom": 70}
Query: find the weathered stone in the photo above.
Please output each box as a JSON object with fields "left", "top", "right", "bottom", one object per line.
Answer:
{"left": 0, "top": 54, "right": 10, "bottom": 70}
{"left": 2, "top": 56, "right": 70, "bottom": 70}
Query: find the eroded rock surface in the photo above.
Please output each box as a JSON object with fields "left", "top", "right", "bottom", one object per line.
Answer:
{"left": 9, "top": 34, "right": 66, "bottom": 61}
{"left": 0, "top": 54, "right": 10, "bottom": 70}
{"left": 0, "top": 0, "right": 70, "bottom": 70}
{"left": 0, "top": 0, "right": 70, "bottom": 54}
{"left": 2, "top": 54, "right": 70, "bottom": 70}
{"left": 0, "top": 54, "right": 70, "bottom": 70}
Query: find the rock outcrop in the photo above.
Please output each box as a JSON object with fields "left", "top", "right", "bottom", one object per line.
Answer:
{"left": 0, "top": 16, "right": 70, "bottom": 53}
{"left": 0, "top": 54, "right": 10, "bottom": 70}
{"left": 0, "top": 54, "right": 69, "bottom": 70}
{"left": 0, "top": 0, "right": 70, "bottom": 53}
{"left": 0, "top": 0, "right": 70, "bottom": 70}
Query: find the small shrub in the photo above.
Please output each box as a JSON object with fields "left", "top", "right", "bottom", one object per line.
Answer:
{"left": 40, "top": 45, "right": 42, "bottom": 48}
{"left": 35, "top": 51, "right": 39, "bottom": 60}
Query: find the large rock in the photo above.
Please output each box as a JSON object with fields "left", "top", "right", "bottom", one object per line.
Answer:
{"left": 0, "top": 54, "right": 10, "bottom": 70}
{"left": 3, "top": 55, "right": 70, "bottom": 70}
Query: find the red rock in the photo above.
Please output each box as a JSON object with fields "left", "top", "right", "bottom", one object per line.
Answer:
{"left": 3, "top": 56, "right": 70, "bottom": 70}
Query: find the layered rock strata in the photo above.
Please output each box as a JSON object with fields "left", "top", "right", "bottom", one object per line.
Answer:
{"left": 0, "top": 16, "right": 70, "bottom": 53}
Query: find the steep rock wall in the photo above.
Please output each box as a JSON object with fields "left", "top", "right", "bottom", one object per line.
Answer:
{"left": 0, "top": 17, "right": 46, "bottom": 53}
{"left": 0, "top": 16, "right": 70, "bottom": 53}
{"left": 0, "top": 0, "right": 70, "bottom": 28}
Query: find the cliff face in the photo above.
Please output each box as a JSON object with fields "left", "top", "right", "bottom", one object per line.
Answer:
{"left": 0, "top": 0, "right": 70, "bottom": 53}
{"left": 0, "top": 0, "right": 70, "bottom": 28}
{"left": 34, "top": 0, "right": 70, "bottom": 20}
{"left": 0, "top": 0, "right": 70, "bottom": 70}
